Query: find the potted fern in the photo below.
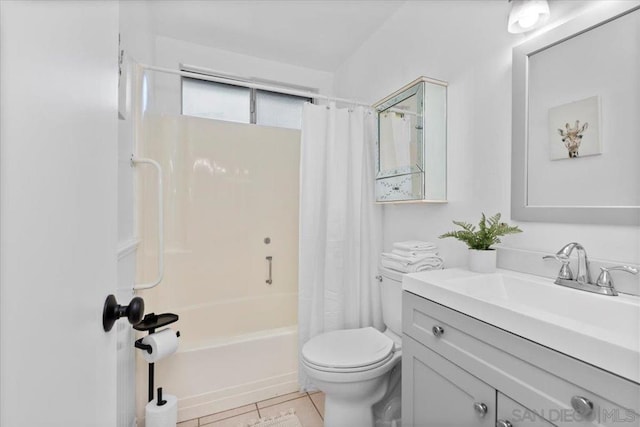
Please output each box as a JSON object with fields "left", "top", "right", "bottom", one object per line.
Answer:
{"left": 439, "top": 213, "right": 522, "bottom": 273}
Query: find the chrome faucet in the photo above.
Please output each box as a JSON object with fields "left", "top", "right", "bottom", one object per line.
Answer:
{"left": 553, "top": 242, "right": 592, "bottom": 285}
{"left": 544, "top": 242, "right": 638, "bottom": 296}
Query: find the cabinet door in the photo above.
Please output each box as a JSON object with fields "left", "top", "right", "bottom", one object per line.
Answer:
{"left": 403, "top": 336, "right": 495, "bottom": 427}
{"left": 497, "top": 393, "right": 556, "bottom": 427}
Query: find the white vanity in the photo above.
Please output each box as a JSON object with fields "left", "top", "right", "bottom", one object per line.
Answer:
{"left": 401, "top": 268, "right": 640, "bottom": 427}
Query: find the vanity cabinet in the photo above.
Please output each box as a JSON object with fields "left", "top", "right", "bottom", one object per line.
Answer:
{"left": 402, "top": 291, "right": 640, "bottom": 427}
{"left": 403, "top": 335, "right": 494, "bottom": 426}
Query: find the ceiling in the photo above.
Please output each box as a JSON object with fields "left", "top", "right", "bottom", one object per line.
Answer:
{"left": 147, "top": 0, "right": 406, "bottom": 72}
{"left": 147, "top": 1, "right": 598, "bottom": 73}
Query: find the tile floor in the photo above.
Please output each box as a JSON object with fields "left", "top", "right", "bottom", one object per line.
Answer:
{"left": 177, "top": 391, "right": 325, "bottom": 427}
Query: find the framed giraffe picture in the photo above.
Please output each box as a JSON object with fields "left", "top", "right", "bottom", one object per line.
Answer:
{"left": 547, "top": 96, "right": 601, "bottom": 161}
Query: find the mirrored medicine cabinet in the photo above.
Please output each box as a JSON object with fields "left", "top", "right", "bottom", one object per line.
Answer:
{"left": 374, "top": 76, "right": 448, "bottom": 203}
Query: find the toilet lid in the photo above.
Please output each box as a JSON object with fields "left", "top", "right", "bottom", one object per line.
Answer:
{"left": 302, "top": 327, "right": 394, "bottom": 369}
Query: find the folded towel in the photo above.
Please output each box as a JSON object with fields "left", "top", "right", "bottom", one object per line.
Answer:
{"left": 391, "top": 248, "right": 438, "bottom": 258}
{"left": 393, "top": 241, "right": 438, "bottom": 251}
{"left": 382, "top": 252, "right": 441, "bottom": 266}
{"left": 381, "top": 256, "right": 444, "bottom": 273}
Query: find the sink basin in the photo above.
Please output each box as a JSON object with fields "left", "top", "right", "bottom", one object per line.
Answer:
{"left": 403, "top": 268, "right": 640, "bottom": 383}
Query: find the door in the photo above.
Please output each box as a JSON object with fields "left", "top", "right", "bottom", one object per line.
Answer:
{"left": 0, "top": 2, "right": 119, "bottom": 426}
{"left": 497, "top": 393, "right": 557, "bottom": 427}
{"left": 402, "top": 335, "right": 495, "bottom": 427}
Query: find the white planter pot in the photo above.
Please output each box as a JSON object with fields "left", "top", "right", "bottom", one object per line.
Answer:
{"left": 468, "top": 249, "right": 497, "bottom": 273}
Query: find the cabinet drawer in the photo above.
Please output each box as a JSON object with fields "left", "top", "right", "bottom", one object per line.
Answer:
{"left": 403, "top": 335, "right": 495, "bottom": 427}
{"left": 403, "top": 291, "right": 640, "bottom": 427}
{"left": 497, "top": 393, "right": 556, "bottom": 427}
{"left": 375, "top": 173, "right": 423, "bottom": 202}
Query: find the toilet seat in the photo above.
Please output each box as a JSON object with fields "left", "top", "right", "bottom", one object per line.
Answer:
{"left": 303, "top": 351, "right": 394, "bottom": 373}
{"left": 302, "top": 327, "right": 395, "bottom": 373}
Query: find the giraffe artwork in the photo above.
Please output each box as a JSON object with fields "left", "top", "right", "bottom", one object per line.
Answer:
{"left": 558, "top": 120, "right": 588, "bottom": 158}
{"left": 548, "top": 96, "right": 601, "bottom": 160}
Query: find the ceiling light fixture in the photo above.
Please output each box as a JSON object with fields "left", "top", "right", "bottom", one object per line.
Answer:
{"left": 508, "top": 0, "right": 550, "bottom": 34}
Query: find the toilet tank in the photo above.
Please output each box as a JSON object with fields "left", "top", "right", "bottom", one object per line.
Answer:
{"left": 379, "top": 267, "right": 404, "bottom": 336}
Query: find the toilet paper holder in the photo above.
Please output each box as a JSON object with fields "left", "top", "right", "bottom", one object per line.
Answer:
{"left": 133, "top": 312, "right": 180, "bottom": 402}
{"left": 134, "top": 330, "right": 180, "bottom": 354}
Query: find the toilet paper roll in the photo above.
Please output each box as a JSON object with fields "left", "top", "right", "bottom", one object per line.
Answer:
{"left": 145, "top": 394, "right": 177, "bottom": 427}
{"left": 141, "top": 328, "right": 179, "bottom": 363}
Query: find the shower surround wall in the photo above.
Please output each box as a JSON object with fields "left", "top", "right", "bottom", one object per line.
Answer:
{"left": 135, "top": 114, "right": 300, "bottom": 422}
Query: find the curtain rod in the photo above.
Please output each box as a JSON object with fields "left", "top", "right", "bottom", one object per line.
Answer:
{"left": 140, "top": 64, "right": 372, "bottom": 108}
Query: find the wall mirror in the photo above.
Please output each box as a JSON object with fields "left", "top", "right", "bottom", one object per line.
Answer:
{"left": 374, "top": 76, "right": 447, "bottom": 203}
{"left": 512, "top": 4, "right": 640, "bottom": 225}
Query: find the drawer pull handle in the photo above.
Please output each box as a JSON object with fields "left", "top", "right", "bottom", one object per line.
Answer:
{"left": 473, "top": 402, "right": 488, "bottom": 417}
{"left": 496, "top": 420, "right": 513, "bottom": 427}
{"left": 432, "top": 325, "right": 445, "bottom": 337}
{"left": 571, "top": 396, "right": 594, "bottom": 416}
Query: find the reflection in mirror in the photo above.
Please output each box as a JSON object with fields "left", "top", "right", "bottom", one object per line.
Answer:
{"left": 512, "top": 4, "right": 640, "bottom": 225}
{"left": 374, "top": 77, "right": 447, "bottom": 203}
{"left": 378, "top": 90, "right": 422, "bottom": 178}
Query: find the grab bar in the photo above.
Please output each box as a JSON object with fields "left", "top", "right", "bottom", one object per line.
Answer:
{"left": 132, "top": 156, "right": 164, "bottom": 291}
{"left": 266, "top": 256, "right": 273, "bottom": 285}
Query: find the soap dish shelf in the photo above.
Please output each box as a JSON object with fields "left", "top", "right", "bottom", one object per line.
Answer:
{"left": 133, "top": 312, "right": 179, "bottom": 332}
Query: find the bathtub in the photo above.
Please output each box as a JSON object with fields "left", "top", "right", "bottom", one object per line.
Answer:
{"left": 135, "top": 294, "right": 299, "bottom": 423}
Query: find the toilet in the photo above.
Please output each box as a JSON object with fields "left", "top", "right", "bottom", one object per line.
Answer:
{"left": 301, "top": 267, "right": 404, "bottom": 427}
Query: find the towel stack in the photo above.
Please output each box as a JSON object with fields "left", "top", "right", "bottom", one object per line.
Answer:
{"left": 381, "top": 240, "right": 444, "bottom": 273}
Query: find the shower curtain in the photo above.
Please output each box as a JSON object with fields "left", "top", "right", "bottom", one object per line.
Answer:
{"left": 298, "top": 102, "right": 383, "bottom": 390}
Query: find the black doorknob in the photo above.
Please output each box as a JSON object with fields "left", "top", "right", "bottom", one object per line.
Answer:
{"left": 103, "top": 294, "right": 145, "bottom": 332}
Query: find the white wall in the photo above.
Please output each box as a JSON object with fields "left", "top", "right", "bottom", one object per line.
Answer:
{"left": 333, "top": 0, "right": 639, "bottom": 267}
{"left": 151, "top": 35, "right": 335, "bottom": 114}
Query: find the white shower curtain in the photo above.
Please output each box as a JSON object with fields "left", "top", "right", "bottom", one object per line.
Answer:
{"left": 298, "top": 102, "right": 383, "bottom": 390}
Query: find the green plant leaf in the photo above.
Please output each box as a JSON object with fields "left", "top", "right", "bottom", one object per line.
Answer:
{"left": 439, "top": 212, "right": 522, "bottom": 250}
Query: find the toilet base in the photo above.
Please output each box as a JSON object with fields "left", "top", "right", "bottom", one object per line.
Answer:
{"left": 302, "top": 343, "right": 402, "bottom": 427}
{"left": 324, "top": 394, "right": 375, "bottom": 427}
{"left": 318, "top": 371, "right": 393, "bottom": 427}
{"left": 373, "top": 364, "right": 402, "bottom": 427}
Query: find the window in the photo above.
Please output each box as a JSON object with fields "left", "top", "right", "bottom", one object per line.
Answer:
{"left": 182, "top": 78, "right": 251, "bottom": 123}
{"left": 181, "top": 76, "right": 311, "bottom": 130}
{"left": 255, "top": 90, "right": 307, "bottom": 129}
